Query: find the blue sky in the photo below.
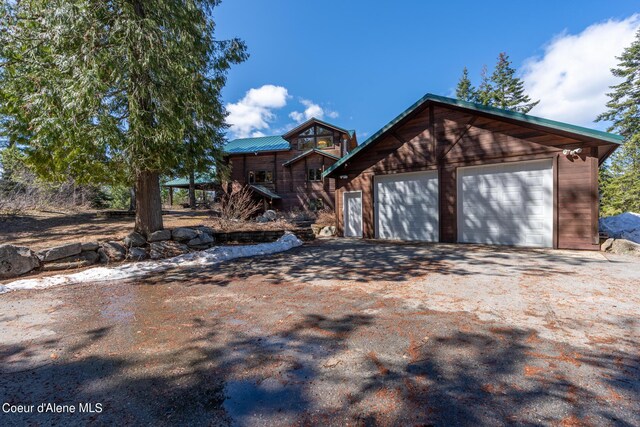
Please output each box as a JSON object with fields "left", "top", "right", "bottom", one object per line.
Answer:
{"left": 214, "top": 1, "right": 639, "bottom": 140}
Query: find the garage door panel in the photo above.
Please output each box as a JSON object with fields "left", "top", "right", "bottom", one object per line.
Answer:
{"left": 376, "top": 172, "right": 439, "bottom": 242}
{"left": 458, "top": 160, "right": 553, "bottom": 248}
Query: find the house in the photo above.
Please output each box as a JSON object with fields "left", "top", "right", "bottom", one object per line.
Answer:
{"left": 323, "top": 94, "right": 623, "bottom": 250}
{"left": 224, "top": 118, "right": 357, "bottom": 211}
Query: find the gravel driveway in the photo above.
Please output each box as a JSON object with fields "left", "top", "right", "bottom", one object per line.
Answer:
{"left": 1, "top": 239, "right": 639, "bottom": 426}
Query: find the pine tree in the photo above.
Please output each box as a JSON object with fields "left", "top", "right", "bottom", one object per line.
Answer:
{"left": 596, "top": 29, "right": 640, "bottom": 215}
{"left": 474, "top": 65, "right": 494, "bottom": 106}
{"left": 0, "top": 0, "right": 247, "bottom": 235}
{"left": 456, "top": 67, "right": 475, "bottom": 102}
{"left": 490, "top": 53, "right": 539, "bottom": 113}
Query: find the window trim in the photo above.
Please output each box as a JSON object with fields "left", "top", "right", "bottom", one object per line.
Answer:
{"left": 296, "top": 125, "right": 336, "bottom": 150}
{"left": 307, "top": 167, "right": 323, "bottom": 182}
{"left": 248, "top": 170, "right": 273, "bottom": 184}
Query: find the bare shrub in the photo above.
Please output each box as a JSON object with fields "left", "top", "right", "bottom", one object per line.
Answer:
{"left": 315, "top": 208, "right": 336, "bottom": 227}
{"left": 218, "top": 185, "right": 262, "bottom": 221}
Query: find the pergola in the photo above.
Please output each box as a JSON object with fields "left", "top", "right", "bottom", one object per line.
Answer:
{"left": 163, "top": 175, "right": 219, "bottom": 207}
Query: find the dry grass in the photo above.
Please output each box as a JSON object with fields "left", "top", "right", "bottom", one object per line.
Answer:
{"left": 207, "top": 217, "right": 298, "bottom": 232}
{"left": 0, "top": 209, "right": 213, "bottom": 250}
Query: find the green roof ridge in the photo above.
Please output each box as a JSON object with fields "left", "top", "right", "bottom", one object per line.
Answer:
{"left": 324, "top": 93, "right": 624, "bottom": 178}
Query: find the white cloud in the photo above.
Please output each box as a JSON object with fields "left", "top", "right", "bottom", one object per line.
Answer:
{"left": 226, "top": 85, "right": 289, "bottom": 138}
{"left": 523, "top": 15, "right": 640, "bottom": 127}
{"left": 289, "top": 99, "right": 339, "bottom": 123}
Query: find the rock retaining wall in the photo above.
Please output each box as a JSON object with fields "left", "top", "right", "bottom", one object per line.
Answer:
{"left": 0, "top": 226, "right": 314, "bottom": 279}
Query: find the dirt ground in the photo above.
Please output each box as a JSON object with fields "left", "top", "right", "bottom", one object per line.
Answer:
{"left": 0, "top": 210, "right": 213, "bottom": 250}
{"left": 1, "top": 239, "right": 639, "bottom": 426}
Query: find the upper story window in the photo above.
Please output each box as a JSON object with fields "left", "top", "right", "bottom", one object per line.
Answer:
{"left": 296, "top": 125, "right": 335, "bottom": 150}
{"left": 248, "top": 170, "right": 273, "bottom": 184}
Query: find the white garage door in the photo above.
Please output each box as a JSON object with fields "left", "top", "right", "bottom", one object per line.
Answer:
{"left": 458, "top": 160, "right": 553, "bottom": 248}
{"left": 375, "top": 171, "right": 439, "bottom": 241}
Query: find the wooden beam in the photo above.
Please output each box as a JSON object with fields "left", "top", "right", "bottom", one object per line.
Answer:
{"left": 438, "top": 116, "right": 478, "bottom": 162}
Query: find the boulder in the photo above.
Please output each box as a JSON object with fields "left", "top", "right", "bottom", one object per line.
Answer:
{"left": 150, "top": 241, "right": 190, "bottom": 260}
{"left": 608, "top": 239, "right": 640, "bottom": 256}
{"left": 128, "top": 247, "right": 148, "bottom": 261}
{"left": 601, "top": 238, "right": 614, "bottom": 252}
{"left": 97, "top": 249, "right": 109, "bottom": 264}
{"left": 195, "top": 226, "right": 215, "bottom": 235}
{"left": 123, "top": 232, "right": 146, "bottom": 248}
{"left": 37, "top": 242, "right": 82, "bottom": 262}
{"left": 171, "top": 227, "right": 198, "bottom": 242}
{"left": 263, "top": 210, "right": 277, "bottom": 221}
{"left": 148, "top": 229, "right": 172, "bottom": 242}
{"left": 81, "top": 242, "right": 100, "bottom": 252}
{"left": 0, "top": 245, "right": 40, "bottom": 279}
{"left": 101, "top": 241, "right": 127, "bottom": 262}
{"left": 41, "top": 250, "right": 99, "bottom": 271}
{"left": 187, "top": 233, "right": 214, "bottom": 249}
{"left": 318, "top": 226, "right": 337, "bottom": 237}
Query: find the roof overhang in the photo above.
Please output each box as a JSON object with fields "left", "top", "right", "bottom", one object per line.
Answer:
{"left": 282, "top": 117, "right": 351, "bottom": 140}
{"left": 249, "top": 184, "right": 281, "bottom": 200}
{"left": 324, "top": 93, "right": 624, "bottom": 178}
{"left": 282, "top": 149, "right": 340, "bottom": 167}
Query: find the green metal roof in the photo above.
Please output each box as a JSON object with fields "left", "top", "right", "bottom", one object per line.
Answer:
{"left": 164, "top": 173, "right": 217, "bottom": 187}
{"left": 249, "top": 184, "right": 281, "bottom": 200}
{"left": 324, "top": 93, "right": 624, "bottom": 178}
{"left": 224, "top": 135, "right": 290, "bottom": 154}
{"left": 282, "top": 149, "right": 340, "bottom": 167}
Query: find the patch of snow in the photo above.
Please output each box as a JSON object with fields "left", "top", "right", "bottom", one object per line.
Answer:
{"left": 0, "top": 232, "right": 303, "bottom": 294}
{"left": 599, "top": 212, "right": 640, "bottom": 244}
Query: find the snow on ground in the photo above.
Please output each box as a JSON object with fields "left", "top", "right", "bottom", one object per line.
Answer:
{"left": 0, "top": 232, "right": 303, "bottom": 294}
{"left": 599, "top": 212, "right": 640, "bottom": 244}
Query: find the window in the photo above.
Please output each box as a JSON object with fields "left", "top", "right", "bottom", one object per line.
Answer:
{"left": 307, "top": 168, "right": 323, "bottom": 181}
{"left": 248, "top": 170, "right": 273, "bottom": 184}
{"left": 296, "top": 125, "right": 335, "bottom": 150}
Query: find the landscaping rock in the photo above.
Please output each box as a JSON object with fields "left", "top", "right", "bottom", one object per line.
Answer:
{"left": 171, "top": 227, "right": 198, "bottom": 242}
{"left": 187, "top": 233, "right": 214, "bottom": 249}
{"left": 148, "top": 229, "right": 172, "bottom": 242}
{"left": 101, "top": 241, "right": 127, "bottom": 262}
{"left": 37, "top": 242, "right": 82, "bottom": 262}
{"left": 601, "top": 238, "right": 614, "bottom": 252}
{"left": 607, "top": 239, "right": 640, "bottom": 256}
{"left": 150, "top": 241, "right": 190, "bottom": 260}
{"left": 195, "top": 226, "right": 215, "bottom": 235}
{"left": 42, "top": 250, "right": 99, "bottom": 271}
{"left": 0, "top": 245, "right": 40, "bottom": 279}
{"left": 81, "top": 242, "right": 100, "bottom": 252}
{"left": 263, "top": 210, "right": 277, "bottom": 221}
{"left": 97, "top": 249, "right": 109, "bottom": 264}
{"left": 124, "top": 232, "right": 146, "bottom": 248}
{"left": 318, "top": 226, "right": 337, "bottom": 237}
{"left": 256, "top": 216, "right": 269, "bottom": 223}
{"left": 128, "top": 247, "right": 148, "bottom": 261}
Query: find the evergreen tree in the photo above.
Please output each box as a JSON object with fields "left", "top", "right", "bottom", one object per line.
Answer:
{"left": 490, "top": 53, "right": 539, "bottom": 113}
{"left": 474, "top": 65, "right": 494, "bottom": 106}
{"left": 596, "top": 29, "right": 640, "bottom": 215}
{"left": 0, "top": 0, "right": 247, "bottom": 235}
{"left": 456, "top": 67, "right": 475, "bottom": 102}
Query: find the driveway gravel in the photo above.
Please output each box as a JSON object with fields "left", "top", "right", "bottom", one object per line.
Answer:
{"left": 1, "top": 239, "right": 639, "bottom": 426}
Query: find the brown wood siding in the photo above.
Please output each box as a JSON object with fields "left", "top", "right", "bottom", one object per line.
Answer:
{"left": 334, "top": 103, "right": 614, "bottom": 250}
{"left": 556, "top": 154, "right": 600, "bottom": 250}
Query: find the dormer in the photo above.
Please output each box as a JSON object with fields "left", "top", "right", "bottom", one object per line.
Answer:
{"left": 282, "top": 118, "right": 357, "bottom": 156}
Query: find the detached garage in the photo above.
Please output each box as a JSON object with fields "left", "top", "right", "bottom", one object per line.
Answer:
{"left": 324, "top": 94, "right": 623, "bottom": 250}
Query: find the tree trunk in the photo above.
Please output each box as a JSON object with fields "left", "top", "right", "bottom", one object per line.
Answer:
{"left": 134, "top": 170, "right": 163, "bottom": 236}
{"left": 129, "top": 186, "right": 136, "bottom": 212}
{"left": 189, "top": 170, "right": 196, "bottom": 210}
